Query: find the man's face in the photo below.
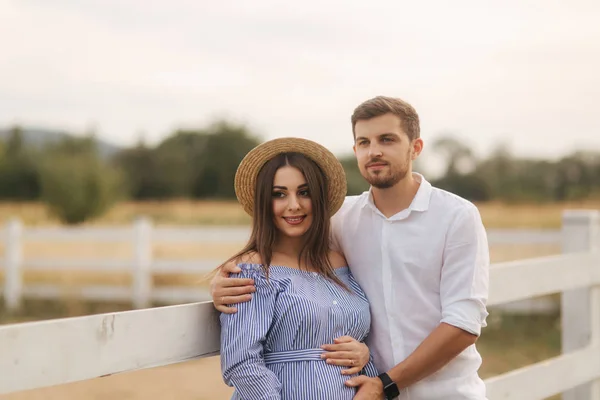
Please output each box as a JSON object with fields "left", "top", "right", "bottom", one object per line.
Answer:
{"left": 353, "top": 113, "right": 422, "bottom": 189}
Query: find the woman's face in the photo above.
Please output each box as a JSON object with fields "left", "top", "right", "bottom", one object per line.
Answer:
{"left": 271, "top": 165, "right": 313, "bottom": 239}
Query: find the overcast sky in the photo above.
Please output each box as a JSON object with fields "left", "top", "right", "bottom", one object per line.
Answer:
{"left": 1, "top": 0, "right": 599, "bottom": 173}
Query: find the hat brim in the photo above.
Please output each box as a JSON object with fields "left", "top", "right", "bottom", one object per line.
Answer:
{"left": 234, "top": 137, "right": 347, "bottom": 217}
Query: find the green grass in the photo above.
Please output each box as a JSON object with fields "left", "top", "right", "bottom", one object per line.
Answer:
{"left": 478, "top": 311, "right": 562, "bottom": 400}
{"left": 478, "top": 312, "right": 561, "bottom": 377}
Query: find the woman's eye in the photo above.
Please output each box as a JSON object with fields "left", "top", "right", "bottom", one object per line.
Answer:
{"left": 272, "top": 192, "right": 285, "bottom": 198}
{"left": 299, "top": 190, "right": 310, "bottom": 197}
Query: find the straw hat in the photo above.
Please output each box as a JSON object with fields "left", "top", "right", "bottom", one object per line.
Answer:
{"left": 234, "top": 137, "right": 347, "bottom": 216}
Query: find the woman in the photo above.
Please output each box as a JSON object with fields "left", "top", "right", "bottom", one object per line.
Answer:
{"left": 219, "top": 137, "right": 378, "bottom": 399}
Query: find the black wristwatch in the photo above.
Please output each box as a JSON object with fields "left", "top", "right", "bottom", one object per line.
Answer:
{"left": 377, "top": 372, "right": 400, "bottom": 399}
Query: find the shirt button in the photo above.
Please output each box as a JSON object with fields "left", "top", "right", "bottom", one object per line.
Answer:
{"left": 312, "top": 272, "right": 318, "bottom": 277}
{"left": 333, "top": 300, "right": 338, "bottom": 305}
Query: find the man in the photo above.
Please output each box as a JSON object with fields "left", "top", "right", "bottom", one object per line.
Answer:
{"left": 211, "top": 96, "right": 490, "bottom": 399}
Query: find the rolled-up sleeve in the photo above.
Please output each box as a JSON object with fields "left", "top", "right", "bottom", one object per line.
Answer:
{"left": 440, "top": 204, "right": 490, "bottom": 336}
{"left": 220, "top": 269, "right": 282, "bottom": 399}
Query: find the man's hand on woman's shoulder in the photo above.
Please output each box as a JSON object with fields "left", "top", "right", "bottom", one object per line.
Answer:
{"left": 210, "top": 259, "right": 256, "bottom": 313}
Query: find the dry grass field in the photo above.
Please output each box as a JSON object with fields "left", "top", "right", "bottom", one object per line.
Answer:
{"left": 1, "top": 198, "right": 600, "bottom": 228}
{"left": 1, "top": 199, "right": 596, "bottom": 399}
{"left": 0, "top": 200, "right": 252, "bottom": 227}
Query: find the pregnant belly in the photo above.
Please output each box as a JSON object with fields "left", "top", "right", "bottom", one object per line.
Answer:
{"left": 268, "top": 361, "right": 358, "bottom": 399}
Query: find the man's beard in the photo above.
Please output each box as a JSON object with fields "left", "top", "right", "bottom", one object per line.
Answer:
{"left": 366, "top": 167, "right": 408, "bottom": 189}
{"left": 363, "top": 154, "right": 411, "bottom": 189}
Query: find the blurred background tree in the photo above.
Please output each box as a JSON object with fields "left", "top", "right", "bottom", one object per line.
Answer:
{"left": 38, "top": 134, "right": 124, "bottom": 225}
{"left": 0, "top": 126, "right": 42, "bottom": 200}
{"left": 2, "top": 121, "right": 600, "bottom": 225}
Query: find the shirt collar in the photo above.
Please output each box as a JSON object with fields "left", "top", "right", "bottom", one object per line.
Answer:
{"left": 410, "top": 172, "right": 432, "bottom": 212}
{"left": 361, "top": 172, "right": 432, "bottom": 215}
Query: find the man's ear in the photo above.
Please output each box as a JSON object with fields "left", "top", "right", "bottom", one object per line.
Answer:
{"left": 412, "top": 138, "right": 424, "bottom": 160}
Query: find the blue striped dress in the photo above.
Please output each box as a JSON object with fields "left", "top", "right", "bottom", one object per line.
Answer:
{"left": 220, "top": 263, "right": 378, "bottom": 399}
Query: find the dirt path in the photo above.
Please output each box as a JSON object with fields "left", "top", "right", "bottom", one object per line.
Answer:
{"left": 1, "top": 356, "right": 234, "bottom": 400}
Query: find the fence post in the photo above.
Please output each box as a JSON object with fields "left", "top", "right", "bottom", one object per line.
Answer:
{"left": 591, "top": 214, "right": 600, "bottom": 400}
{"left": 132, "top": 216, "right": 152, "bottom": 309}
{"left": 561, "top": 210, "right": 600, "bottom": 400}
{"left": 4, "top": 218, "right": 23, "bottom": 312}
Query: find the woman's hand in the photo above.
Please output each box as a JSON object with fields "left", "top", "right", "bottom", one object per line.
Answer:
{"left": 320, "top": 336, "right": 370, "bottom": 375}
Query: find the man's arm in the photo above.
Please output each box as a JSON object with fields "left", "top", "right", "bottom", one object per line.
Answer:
{"left": 347, "top": 323, "right": 478, "bottom": 398}
{"left": 347, "top": 204, "right": 490, "bottom": 397}
{"left": 387, "top": 323, "right": 477, "bottom": 388}
{"left": 390, "top": 204, "right": 490, "bottom": 388}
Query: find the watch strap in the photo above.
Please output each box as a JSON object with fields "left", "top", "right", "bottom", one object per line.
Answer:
{"left": 377, "top": 372, "right": 400, "bottom": 399}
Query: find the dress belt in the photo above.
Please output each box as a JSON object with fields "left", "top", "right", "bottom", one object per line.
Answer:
{"left": 263, "top": 348, "right": 324, "bottom": 365}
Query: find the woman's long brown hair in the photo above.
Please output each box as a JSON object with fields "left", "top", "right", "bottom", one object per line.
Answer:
{"left": 218, "top": 152, "right": 348, "bottom": 289}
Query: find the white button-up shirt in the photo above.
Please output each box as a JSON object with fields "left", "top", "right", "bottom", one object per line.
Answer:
{"left": 331, "top": 173, "right": 490, "bottom": 400}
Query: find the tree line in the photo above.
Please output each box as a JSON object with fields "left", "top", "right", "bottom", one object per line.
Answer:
{"left": 0, "top": 122, "right": 598, "bottom": 224}
{"left": 429, "top": 136, "right": 600, "bottom": 203}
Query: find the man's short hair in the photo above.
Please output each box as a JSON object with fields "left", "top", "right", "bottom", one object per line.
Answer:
{"left": 351, "top": 96, "right": 420, "bottom": 141}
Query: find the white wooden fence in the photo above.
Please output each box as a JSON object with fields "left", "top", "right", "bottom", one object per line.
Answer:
{"left": 0, "top": 216, "right": 562, "bottom": 313}
{"left": 0, "top": 210, "right": 599, "bottom": 399}
{"left": 0, "top": 216, "right": 255, "bottom": 310}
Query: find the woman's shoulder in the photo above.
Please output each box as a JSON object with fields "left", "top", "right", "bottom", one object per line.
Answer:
{"left": 226, "top": 252, "right": 287, "bottom": 287}
{"left": 328, "top": 250, "right": 348, "bottom": 269}
{"left": 222, "top": 252, "right": 264, "bottom": 276}
{"left": 232, "top": 251, "right": 263, "bottom": 266}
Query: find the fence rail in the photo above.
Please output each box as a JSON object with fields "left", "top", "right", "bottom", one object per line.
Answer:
{"left": 0, "top": 217, "right": 255, "bottom": 309}
{"left": 1, "top": 210, "right": 599, "bottom": 399}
